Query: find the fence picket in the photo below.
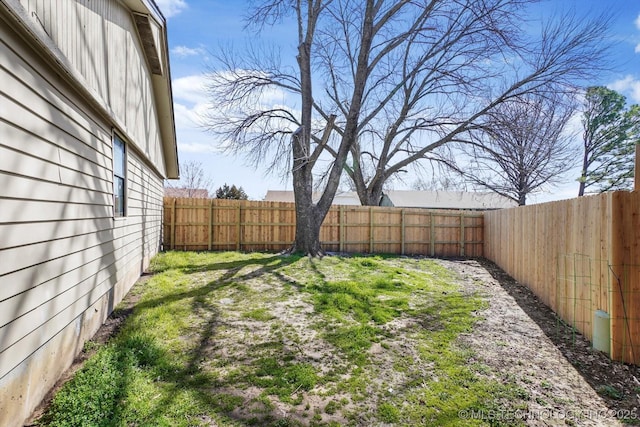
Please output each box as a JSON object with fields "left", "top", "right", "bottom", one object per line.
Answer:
{"left": 163, "top": 198, "right": 483, "bottom": 257}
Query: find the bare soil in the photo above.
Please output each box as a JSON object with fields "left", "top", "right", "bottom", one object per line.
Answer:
{"left": 442, "top": 258, "right": 640, "bottom": 426}
{"left": 26, "top": 259, "right": 640, "bottom": 426}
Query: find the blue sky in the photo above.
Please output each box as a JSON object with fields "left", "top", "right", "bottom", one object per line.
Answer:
{"left": 157, "top": 0, "right": 640, "bottom": 202}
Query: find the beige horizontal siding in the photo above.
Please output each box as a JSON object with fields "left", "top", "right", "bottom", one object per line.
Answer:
{"left": 0, "top": 240, "right": 145, "bottom": 378}
{"left": 0, "top": 5, "right": 167, "bottom": 425}
{"left": 0, "top": 173, "right": 112, "bottom": 208}
{"left": 0, "top": 216, "right": 114, "bottom": 250}
{"left": 0, "top": 52, "right": 112, "bottom": 157}
{"left": 0, "top": 217, "right": 158, "bottom": 301}
{"left": 0, "top": 199, "right": 113, "bottom": 224}
{"left": 15, "top": 0, "right": 164, "bottom": 169}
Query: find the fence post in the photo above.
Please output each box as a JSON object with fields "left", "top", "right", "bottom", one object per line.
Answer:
{"left": 401, "top": 209, "right": 405, "bottom": 255}
{"left": 460, "top": 213, "right": 465, "bottom": 256}
{"left": 430, "top": 212, "right": 435, "bottom": 257}
{"left": 171, "top": 198, "right": 176, "bottom": 250}
{"left": 236, "top": 204, "right": 241, "bottom": 251}
{"left": 339, "top": 205, "right": 345, "bottom": 252}
{"left": 208, "top": 199, "right": 213, "bottom": 251}
{"left": 369, "top": 207, "right": 374, "bottom": 253}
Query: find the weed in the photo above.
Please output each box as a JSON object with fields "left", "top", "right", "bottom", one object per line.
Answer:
{"left": 535, "top": 397, "right": 548, "bottom": 406}
{"left": 324, "top": 400, "right": 340, "bottom": 414}
{"left": 597, "top": 384, "right": 624, "bottom": 400}
{"left": 82, "top": 340, "right": 101, "bottom": 353}
{"left": 324, "top": 325, "right": 378, "bottom": 365}
{"left": 251, "top": 358, "right": 318, "bottom": 403}
{"left": 377, "top": 402, "right": 400, "bottom": 423}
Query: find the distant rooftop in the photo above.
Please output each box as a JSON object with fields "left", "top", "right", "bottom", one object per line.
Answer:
{"left": 263, "top": 190, "right": 360, "bottom": 206}
{"left": 264, "top": 190, "right": 515, "bottom": 210}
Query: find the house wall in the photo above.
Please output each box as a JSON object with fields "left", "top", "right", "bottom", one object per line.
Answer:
{"left": 0, "top": 2, "right": 167, "bottom": 425}
{"left": 16, "top": 0, "right": 166, "bottom": 170}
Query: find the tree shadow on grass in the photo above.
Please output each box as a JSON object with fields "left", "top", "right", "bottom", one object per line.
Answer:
{"left": 39, "top": 253, "right": 314, "bottom": 427}
{"left": 135, "top": 254, "right": 301, "bottom": 311}
{"left": 133, "top": 253, "right": 330, "bottom": 426}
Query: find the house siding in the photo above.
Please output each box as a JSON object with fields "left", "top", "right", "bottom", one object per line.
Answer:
{"left": 16, "top": 0, "right": 165, "bottom": 169}
{"left": 0, "top": 1, "right": 168, "bottom": 425}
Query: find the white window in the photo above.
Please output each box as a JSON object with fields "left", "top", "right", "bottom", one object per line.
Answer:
{"left": 113, "top": 134, "right": 126, "bottom": 217}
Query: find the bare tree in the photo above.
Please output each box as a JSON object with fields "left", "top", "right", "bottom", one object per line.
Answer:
{"left": 205, "top": 0, "right": 610, "bottom": 254}
{"left": 411, "top": 175, "right": 469, "bottom": 192}
{"left": 444, "top": 94, "right": 577, "bottom": 205}
{"left": 164, "top": 160, "right": 213, "bottom": 198}
{"left": 339, "top": 10, "right": 610, "bottom": 206}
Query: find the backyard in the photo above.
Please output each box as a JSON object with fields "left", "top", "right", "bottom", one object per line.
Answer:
{"left": 33, "top": 252, "right": 639, "bottom": 426}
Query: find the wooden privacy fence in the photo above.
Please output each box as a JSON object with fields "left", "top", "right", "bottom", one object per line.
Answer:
{"left": 163, "top": 198, "right": 484, "bottom": 257}
{"left": 485, "top": 191, "right": 640, "bottom": 365}
{"left": 164, "top": 193, "right": 640, "bottom": 365}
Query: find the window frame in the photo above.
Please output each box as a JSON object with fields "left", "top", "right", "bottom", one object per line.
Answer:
{"left": 113, "top": 133, "right": 127, "bottom": 217}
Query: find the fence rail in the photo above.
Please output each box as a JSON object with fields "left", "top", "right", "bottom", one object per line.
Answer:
{"left": 163, "top": 198, "right": 484, "bottom": 257}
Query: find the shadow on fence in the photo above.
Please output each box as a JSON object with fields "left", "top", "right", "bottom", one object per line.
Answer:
{"left": 163, "top": 198, "right": 484, "bottom": 258}
{"left": 557, "top": 254, "right": 640, "bottom": 365}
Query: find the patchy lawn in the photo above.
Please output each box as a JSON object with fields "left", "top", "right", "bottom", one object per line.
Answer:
{"left": 35, "top": 252, "right": 634, "bottom": 426}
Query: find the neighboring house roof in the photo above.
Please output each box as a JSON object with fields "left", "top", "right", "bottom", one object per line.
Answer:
{"left": 164, "top": 188, "right": 209, "bottom": 198}
{"left": 264, "top": 190, "right": 515, "bottom": 210}
{"left": 264, "top": 190, "right": 361, "bottom": 205}
{"left": 382, "top": 190, "right": 516, "bottom": 210}
{"left": 0, "top": 0, "right": 179, "bottom": 179}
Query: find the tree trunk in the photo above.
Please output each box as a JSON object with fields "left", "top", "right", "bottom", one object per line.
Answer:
{"left": 635, "top": 143, "right": 639, "bottom": 191}
{"left": 291, "top": 200, "right": 323, "bottom": 255}
{"left": 288, "top": 0, "right": 376, "bottom": 256}
{"left": 357, "top": 181, "right": 384, "bottom": 206}
{"left": 518, "top": 192, "right": 526, "bottom": 206}
{"left": 289, "top": 8, "right": 324, "bottom": 256}
{"left": 290, "top": 129, "right": 324, "bottom": 256}
{"left": 578, "top": 146, "right": 589, "bottom": 196}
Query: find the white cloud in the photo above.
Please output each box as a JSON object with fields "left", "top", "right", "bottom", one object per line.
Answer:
{"left": 636, "top": 43, "right": 640, "bottom": 54}
{"left": 155, "top": 0, "right": 187, "bottom": 18}
{"left": 172, "top": 71, "right": 301, "bottom": 159}
{"left": 178, "top": 141, "right": 218, "bottom": 153}
{"left": 174, "top": 102, "right": 202, "bottom": 129}
{"left": 608, "top": 75, "right": 640, "bottom": 103}
{"left": 171, "top": 45, "right": 204, "bottom": 58}
{"left": 172, "top": 75, "right": 209, "bottom": 104}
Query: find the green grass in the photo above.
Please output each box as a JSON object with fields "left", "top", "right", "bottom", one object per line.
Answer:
{"left": 39, "top": 251, "right": 527, "bottom": 426}
{"left": 243, "top": 307, "right": 276, "bottom": 321}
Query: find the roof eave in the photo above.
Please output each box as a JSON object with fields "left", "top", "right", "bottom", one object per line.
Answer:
{"left": 123, "top": 0, "right": 179, "bottom": 179}
{"left": 2, "top": 0, "right": 180, "bottom": 180}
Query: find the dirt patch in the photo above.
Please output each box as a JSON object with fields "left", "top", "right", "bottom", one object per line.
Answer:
{"left": 441, "top": 258, "right": 640, "bottom": 426}
{"left": 27, "top": 257, "right": 640, "bottom": 426}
